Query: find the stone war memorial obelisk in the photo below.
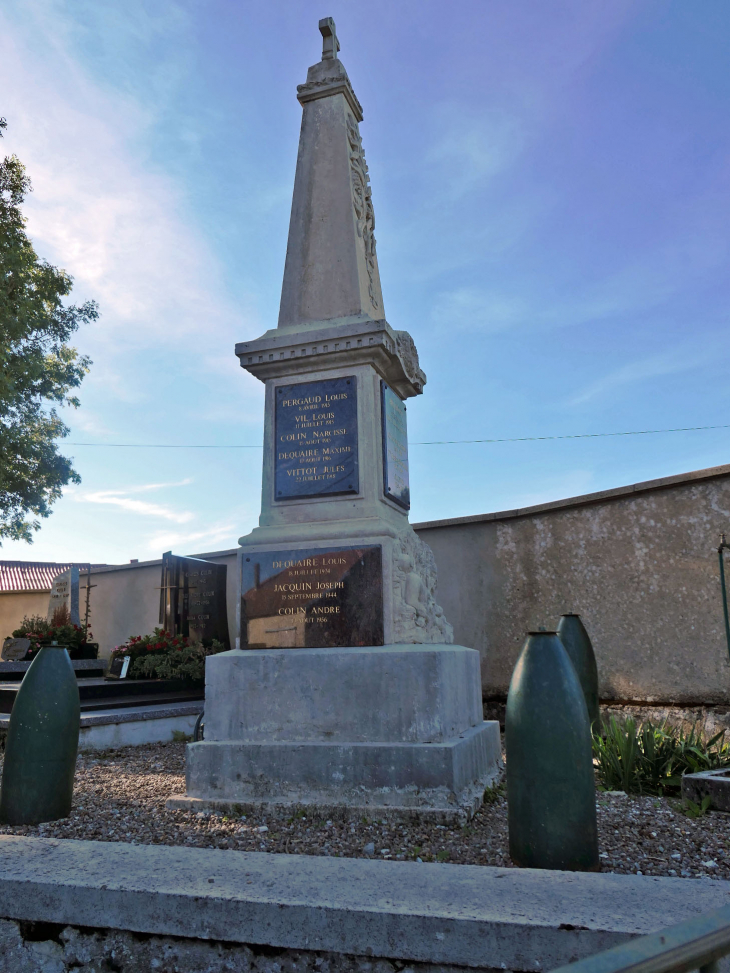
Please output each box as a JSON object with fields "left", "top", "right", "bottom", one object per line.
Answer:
{"left": 176, "top": 18, "right": 500, "bottom": 819}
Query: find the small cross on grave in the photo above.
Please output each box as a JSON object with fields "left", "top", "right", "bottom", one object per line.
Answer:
{"left": 319, "top": 17, "right": 340, "bottom": 60}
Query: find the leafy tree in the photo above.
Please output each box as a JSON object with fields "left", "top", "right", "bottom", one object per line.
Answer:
{"left": 0, "top": 117, "right": 98, "bottom": 543}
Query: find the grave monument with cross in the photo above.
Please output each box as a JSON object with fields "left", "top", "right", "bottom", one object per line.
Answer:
{"left": 177, "top": 18, "right": 499, "bottom": 817}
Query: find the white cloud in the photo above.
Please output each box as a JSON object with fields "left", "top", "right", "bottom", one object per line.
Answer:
{"left": 66, "top": 411, "right": 113, "bottom": 437}
{"left": 78, "top": 490, "right": 194, "bottom": 523}
{"left": 145, "top": 522, "right": 238, "bottom": 555}
{"left": 125, "top": 479, "right": 193, "bottom": 493}
{"left": 426, "top": 104, "right": 528, "bottom": 200}
{"left": 568, "top": 348, "right": 712, "bottom": 407}
{"left": 431, "top": 287, "right": 529, "bottom": 334}
{"left": 76, "top": 479, "right": 194, "bottom": 522}
{"left": 0, "top": 6, "right": 254, "bottom": 361}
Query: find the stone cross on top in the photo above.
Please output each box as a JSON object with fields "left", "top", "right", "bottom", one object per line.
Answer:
{"left": 319, "top": 16, "right": 340, "bottom": 60}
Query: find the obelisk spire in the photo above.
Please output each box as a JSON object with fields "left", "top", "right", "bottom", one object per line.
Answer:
{"left": 277, "top": 18, "right": 385, "bottom": 330}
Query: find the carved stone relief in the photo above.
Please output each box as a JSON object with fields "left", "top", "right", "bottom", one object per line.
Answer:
{"left": 393, "top": 330, "right": 427, "bottom": 392}
{"left": 392, "top": 528, "right": 454, "bottom": 644}
{"left": 346, "top": 114, "right": 380, "bottom": 310}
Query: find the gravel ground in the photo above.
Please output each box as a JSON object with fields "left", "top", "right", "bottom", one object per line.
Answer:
{"left": 1, "top": 741, "right": 730, "bottom": 880}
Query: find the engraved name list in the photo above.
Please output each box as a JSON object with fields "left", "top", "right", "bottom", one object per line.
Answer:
{"left": 275, "top": 376, "right": 358, "bottom": 500}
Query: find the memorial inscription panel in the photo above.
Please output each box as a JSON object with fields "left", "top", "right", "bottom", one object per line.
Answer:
{"left": 275, "top": 376, "right": 358, "bottom": 500}
{"left": 186, "top": 559, "right": 229, "bottom": 646}
{"left": 240, "top": 545, "right": 383, "bottom": 648}
{"left": 381, "top": 381, "right": 410, "bottom": 510}
{"left": 159, "top": 552, "right": 230, "bottom": 648}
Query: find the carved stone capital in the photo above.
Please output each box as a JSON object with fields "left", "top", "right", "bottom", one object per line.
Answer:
{"left": 297, "top": 57, "right": 363, "bottom": 122}
{"left": 236, "top": 320, "right": 427, "bottom": 398}
{"left": 297, "top": 75, "right": 363, "bottom": 122}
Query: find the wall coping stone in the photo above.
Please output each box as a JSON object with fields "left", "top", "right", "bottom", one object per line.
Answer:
{"left": 413, "top": 463, "right": 730, "bottom": 531}
{"left": 1, "top": 837, "right": 729, "bottom": 970}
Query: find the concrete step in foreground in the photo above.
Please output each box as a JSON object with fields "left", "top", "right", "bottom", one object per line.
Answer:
{"left": 0, "top": 836, "right": 729, "bottom": 971}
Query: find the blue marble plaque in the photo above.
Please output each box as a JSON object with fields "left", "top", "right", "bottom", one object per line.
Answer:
{"left": 240, "top": 546, "right": 383, "bottom": 648}
{"left": 381, "top": 382, "right": 410, "bottom": 510}
{"left": 275, "top": 376, "right": 358, "bottom": 500}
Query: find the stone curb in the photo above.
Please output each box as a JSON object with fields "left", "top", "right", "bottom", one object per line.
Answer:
{"left": 1, "top": 837, "right": 730, "bottom": 970}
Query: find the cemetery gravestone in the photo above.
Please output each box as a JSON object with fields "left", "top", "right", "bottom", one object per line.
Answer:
{"left": 159, "top": 552, "right": 230, "bottom": 649}
{"left": 48, "top": 566, "right": 80, "bottom": 626}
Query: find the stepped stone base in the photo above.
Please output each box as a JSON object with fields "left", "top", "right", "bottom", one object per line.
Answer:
{"left": 180, "top": 645, "right": 501, "bottom": 816}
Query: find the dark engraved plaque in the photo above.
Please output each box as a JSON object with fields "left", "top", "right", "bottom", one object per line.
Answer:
{"left": 1, "top": 638, "right": 30, "bottom": 662}
{"left": 275, "top": 376, "right": 358, "bottom": 500}
{"left": 106, "top": 655, "right": 130, "bottom": 679}
{"left": 159, "top": 552, "right": 230, "bottom": 648}
{"left": 381, "top": 381, "right": 410, "bottom": 510}
{"left": 240, "top": 546, "right": 383, "bottom": 648}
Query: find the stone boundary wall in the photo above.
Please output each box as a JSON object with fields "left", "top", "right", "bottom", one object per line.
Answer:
{"left": 415, "top": 464, "right": 730, "bottom": 706}
{"left": 4, "top": 464, "right": 729, "bottom": 700}
{"left": 0, "top": 590, "right": 51, "bottom": 645}
{"left": 1, "top": 836, "right": 730, "bottom": 973}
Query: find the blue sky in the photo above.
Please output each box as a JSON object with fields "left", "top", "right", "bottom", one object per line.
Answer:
{"left": 1, "top": 0, "right": 728, "bottom": 564}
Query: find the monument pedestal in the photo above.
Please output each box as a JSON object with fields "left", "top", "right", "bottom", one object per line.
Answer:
{"left": 173, "top": 645, "right": 500, "bottom": 819}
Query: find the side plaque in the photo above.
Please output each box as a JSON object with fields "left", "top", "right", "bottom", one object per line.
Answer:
{"left": 381, "top": 382, "right": 410, "bottom": 509}
{"left": 241, "top": 546, "right": 383, "bottom": 648}
{"left": 275, "top": 376, "right": 358, "bottom": 500}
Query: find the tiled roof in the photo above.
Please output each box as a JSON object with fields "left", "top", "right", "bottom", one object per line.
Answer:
{"left": 0, "top": 562, "right": 101, "bottom": 593}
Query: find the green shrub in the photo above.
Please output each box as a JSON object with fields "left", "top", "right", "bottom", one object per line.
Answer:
{"left": 12, "top": 611, "right": 94, "bottom": 660}
{"left": 111, "top": 628, "right": 225, "bottom": 686}
{"left": 593, "top": 717, "right": 730, "bottom": 795}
